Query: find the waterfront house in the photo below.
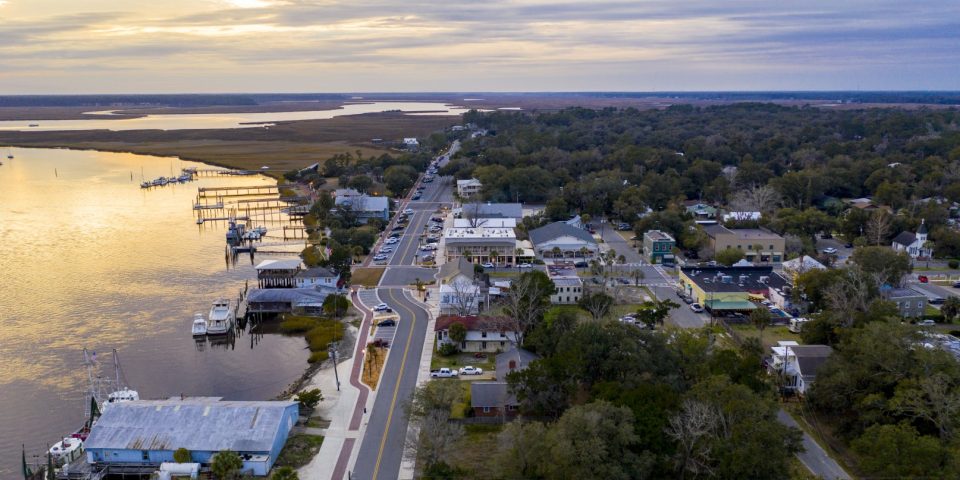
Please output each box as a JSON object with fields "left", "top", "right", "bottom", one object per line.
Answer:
{"left": 254, "top": 259, "right": 303, "bottom": 288}
{"left": 528, "top": 222, "right": 598, "bottom": 259}
{"left": 642, "top": 229, "right": 676, "bottom": 264}
{"left": 435, "top": 315, "right": 517, "bottom": 353}
{"left": 246, "top": 288, "right": 330, "bottom": 315}
{"left": 295, "top": 266, "right": 341, "bottom": 290}
{"left": 84, "top": 397, "right": 298, "bottom": 477}
{"left": 456, "top": 178, "right": 483, "bottom": 198}
{"left": 333, "top": 194, "right": 390, "bottom": 224}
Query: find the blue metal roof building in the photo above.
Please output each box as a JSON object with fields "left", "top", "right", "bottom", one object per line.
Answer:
{"left": 84, "top": 397, "right": 298, "bottom": 476}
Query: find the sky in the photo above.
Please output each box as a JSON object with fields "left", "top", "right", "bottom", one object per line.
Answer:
{"left": 0, "top": 0, "right": 958, "bottom": 93}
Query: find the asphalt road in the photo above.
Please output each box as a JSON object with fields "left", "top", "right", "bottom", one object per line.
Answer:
{"left": 777, "top": 410, "right": 852, "bottom": 480}
{"left": 352, "top": 288, "right": 430, "bottom": 480}
{"left": 650, "top": 285, "right": 709, "bottom": 328}
{"left": 599, "top": 223, "right": 644, "bottom": 263}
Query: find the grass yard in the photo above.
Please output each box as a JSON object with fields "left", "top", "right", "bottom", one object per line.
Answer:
{"left": 729, "top": 324, "right": 802, "bottom": 349}
{"left": 277, "top": 315, "right": 346, "bottom": 363}
{"left": 274, "top": 434, "right": 324, "bottom": 469}
{"left": 449, "top": 424, "right": 504, "bottom": 479}
{"left": 351, "top": 267, "right": 385, "bottom": 287}
{"left": 431, "top": 351, "right": 496, "bottom": 373}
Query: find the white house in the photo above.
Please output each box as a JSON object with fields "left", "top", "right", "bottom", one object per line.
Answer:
{"left": 892, "top": 219, "right": 932, "bottom": 259}
{"left": 295, "top": 266, "right": 340, "bottom": 290}
{"left": 722, "top": 211, "right": 761, "bottom": 222}
{"left": 333, "top": 194, "right": 390, "bottom": 223}
{"left": 457, "top": 178, "right": 483, "bottom": 198}
{"left": 528, "top": 222, "right": 599, "bottom": 259}
{"left": 547, "top": 264, "right": 583, "bottom": 304}
{"left": 767, "top": 341, "right": 833, "bottom": 395}
{"left": 403, "top": 138, "right": 419, "bottom": 149}
{"left": 435, "top": 315, "right": 519, "bottom": 353}
{"left": 439, "top": 277, "right": 482, "bottom": 315}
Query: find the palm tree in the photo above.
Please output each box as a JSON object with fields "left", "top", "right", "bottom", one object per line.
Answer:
{"left": 579, "top": 246, "right": 591, "bottom": 259}
{"left": 415, "top": 277, "right": 425, "bottom": 299}
{"left": 551, "top": 246, "right": 562, "bottom": 258}
{"left": 462, "top": 249, "right": 473, "bottom": 262}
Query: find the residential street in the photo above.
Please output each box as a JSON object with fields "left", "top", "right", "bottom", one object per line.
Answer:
{"left": 777, "top": 410, "right": 852, "bottom": 480}
{"left": 352, "top": 288, "right": 430, "bottom": 480}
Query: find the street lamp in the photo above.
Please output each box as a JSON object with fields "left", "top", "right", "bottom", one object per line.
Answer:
{"left": 328, "top": 342, "right": 341, "bottom": 391}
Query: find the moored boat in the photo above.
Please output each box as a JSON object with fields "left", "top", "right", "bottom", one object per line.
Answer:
{"left": 207, "top": 299, "right": 234, "bottom": 335}
{"left": 191, "top": 313, "right": 207, "bottom": 336}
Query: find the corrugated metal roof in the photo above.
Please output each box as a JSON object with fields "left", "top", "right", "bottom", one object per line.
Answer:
{"left": 85, "top": 399, "right": 297, "bottom": 452}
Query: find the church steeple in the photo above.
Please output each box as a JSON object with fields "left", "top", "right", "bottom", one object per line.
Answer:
{"left": 917, "top": 219, "right": 928, "bottom": 243}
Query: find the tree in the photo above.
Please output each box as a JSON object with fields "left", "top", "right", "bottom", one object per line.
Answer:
{"left": 942, "top": 296, "right": 960, "bottom": 322}
{"left": 501, "top": 270, "right": 556, "bottom": 345}
{"left": 448, "top": 277, "right": 478, "bottom": 315}
{"left": 750, "top": 308, "right": 771, "bottom": 345}
{"left": 173, "top": 447, "right": 191, "bottom": 464}
{"left": 578, "top": 290, "right": 614, "bottom": 321}
{"left": 271, "top": 466, "right": 299, "bottom": 480}
{"left": 404, "top": 381, "right": 465, "bottom": 470}
{"left": 550, "top": 246, "right": 562, "bottom": 258}
{"left": 666, "top": 399, "right": 719, "bottom": 479}
{"left": 211, "top": 450, "right": 243, "bottom": 479}
{"left": 495, "top": 420, "right": 549, "bottom": 479}
{"left": 631, "top": 267, "right": 645, "bottom": 286}
{"left": 448, "top": 322, "right": 467, "bottom": 346}
{"left": 714, "top": 248, "right": 745, "bottom": 266}
{"left": 729, "top": 183, "right": 780, "bottom": 215}
{"left": 634, "top": 298, "right": 680, "bottom": 328}
{"left": 295, "top": 388, "right": 323, "bottom": 409}
{"left": 322, "top": 294, "right": 349, "bottom": 319}
{"left": 890, "top": 373, "right": 960, "bottom": 441}
{"left": 865, "top": 209, "right": 893, "bottom": 245}
{"left": 383, "top": 164, "right": 418, "bottom": 195}
{"left": 851, "top": 423, "right": 946, "bottom": 478}
{"left": 850, "top": 246, "right": 912, "bottom": 287}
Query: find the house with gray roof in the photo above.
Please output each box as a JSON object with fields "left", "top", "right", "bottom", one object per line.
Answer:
{"left": 471, "top": 347, "right": 539, "bottom": 418}
{"left": 528, "top": 222, "right": 598, "bottom": 259}
{"left": 84, "top": 397, "right": 298, "bottom": 476}
{"left": 882, "top": 287, "right": 927, "bottom": 318}
{"left": 892, "top": 219, "right": 932, "bottom": 259}
{"left": 768, "top": 341, "right": 833, "bottom": 396}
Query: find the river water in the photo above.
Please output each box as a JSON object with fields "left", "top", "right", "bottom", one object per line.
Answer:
{"left": 0, "top": 101, "right": 469, "bottom": 132}
{"left": 0, "top": 147, "right": 311, "bottom": 478}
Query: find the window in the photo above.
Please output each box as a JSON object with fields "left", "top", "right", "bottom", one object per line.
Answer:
{"left": 481, "top": 331, "right": 487, "bottom": 338}
{"left": 917, "top": 301, "right": 924, "bottom": 308}
{"left": 769, "top": 244, "right": 774, "bottom": 250}
{"left": 483, "top": 406, "right": 491, "bottom": 413}
{"left": 500, "top": 341, "right": 505, "bottom": 347}
{"left": 747, "top": 244, "right": 752, "bottom": 250}
{"left": 141, "top": 451, "right": 149, "bottom": 461}
{"left": 481, "top": 341, "right": 487, "bottom": 350}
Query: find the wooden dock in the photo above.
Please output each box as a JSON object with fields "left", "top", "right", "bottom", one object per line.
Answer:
{"left": 198, "top": 185, "right": 279, "bottom": 198}
{"left": 194, "top": 168, "right": 258, "bottom": 177}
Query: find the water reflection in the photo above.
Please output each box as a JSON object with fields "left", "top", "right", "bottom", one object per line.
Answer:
{"left": 0, "top": 101, "right": 470, "bottom": 131}
{"left": 0, "top": 147, "right": 310, "bottom": 478}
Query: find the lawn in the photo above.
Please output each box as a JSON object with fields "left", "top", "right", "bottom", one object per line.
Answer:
{"left": 729, "top": 324, "right": 802, "bottom": 349}
{"left": 431, "top": 351, "right": 496, "bottom": 373}
{"left": 449, "top": 424, "right": 504, "bottom": 479}
{"left": 274, "top": 434, "right": 324, "bottom": 469}
{"left": 351, "top": 267, "right": 385, "bottom": 287}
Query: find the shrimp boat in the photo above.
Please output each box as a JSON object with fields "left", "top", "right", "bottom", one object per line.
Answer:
{"left": 48, "top": 349, "right": 139, "bottom": 461}
{"left": 191, "top": 313, "right": 208, "bottom": 336}
{"left": 207, "top": 299, "right": 234, "bottom": 335}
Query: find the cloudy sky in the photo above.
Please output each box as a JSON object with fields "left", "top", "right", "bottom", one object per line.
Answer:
{"left": 0, "top": 0, "right": 958, "bottom": 93}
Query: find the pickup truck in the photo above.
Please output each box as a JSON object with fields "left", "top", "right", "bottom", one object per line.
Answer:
{"left": 430, "top": 368, "right": 459, "bottom": 378}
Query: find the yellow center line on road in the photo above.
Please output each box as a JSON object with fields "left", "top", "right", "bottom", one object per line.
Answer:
{"left": 396, "top": 211, "right": 424, "bottom": 265}
{"left": 371, "top": 288, "right": 418, "bottom": 480}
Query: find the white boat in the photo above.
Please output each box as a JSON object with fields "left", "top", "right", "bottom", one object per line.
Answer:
{"left": 191, "top": 313, "right": 207, "bottom": 336}
{"left": 254, "top": 226, "right": 268, "bottom": 236}
{"left": 207, "top": 299, "right": 234, "bottom": 335}
{"left": 104, "top": 388, "right": 140, "bottom": 411}
{"left": 49, "top": 436, "right": 84, "bottom": 461}
{"left": 140, "top": 181, "right": 151, "bottom": 188}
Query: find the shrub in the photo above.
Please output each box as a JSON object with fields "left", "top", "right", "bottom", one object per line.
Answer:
{"left": 279, "top": 316, "right": 320, "bottom": 333}
{"left": 950, "top": 330, "right": 960, "bottom": 337}
{"left": 950, "top": 260, "right": 959, "bottom": 269}
{"left": 211, "top": 450, "right": 243, "bottom": 479}
{"left": 438, "top": 342, "right": 459, "bottom": 356}
{"left": 173, "top": 447, "right": 191, "bottom": 464}
{"left": 295, "top": 388, "right": 323, "bottom": 409}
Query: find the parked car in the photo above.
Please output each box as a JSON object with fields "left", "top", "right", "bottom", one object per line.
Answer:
{"left": 518, "top": 263, "right": 533, "bottom": 268}
{"left": 918, "top": 275, "right": 929, "bottom": 283}
{"left": 617, "top": 223, "right": 631, "bottom": 230}
{"left": 373, "top": 303, "right": 390, "bottom": 312}
{"left": 619, "top": 315, "right": 636, "bottom": 324}
{"left": 377, "top": 319, "right": 397, "bottom": 327}
{"left": 481, "top": 262, "right": 495, "bottom": 269}
{"left": 379, "top": 247, "right": 394, "bottom": 253}
{"left": 574, "top": 260, "right": 588, "bottom": 268}
{"left": 403, "top": 208, "right": 414, "bottom": 215}
{"left": 953, "top": 281, "right": 960, "bottom": 288}
{"left": 385, "top": 237, "right": 399, "bottom": 244}
{"left": 430, "top": 368, "right": 458, "bottom": 378}
{"left": 388, "top": 232, "right": 401, "bottom": 238}
{"left": 458, "top": 366, "right": 483, "bottom": 376}
{"left": 822, "top": 247, "right": 838, "bottom": 255}
{"left": 844, "top": 242, "right": 854, "bottom": 248}
{"left": 373, "top": 254, "right": 388, "bottom": 260}
{"left": 370, "top": 338, "right": 390, "bottom": 348}
{"left": 391, "top": 225, "right": 405, "bottom": 231}
{"left": 930, "top": 297, "right": 946, "bottom": 305}
{"left": 918, "top": 319, "right": 937, "bottom": 327}
{"left": 412, "top": 194, "right": 422, "bottom": 200}
{"left": 690, "top": 303, "right": 704, "bottom": 313}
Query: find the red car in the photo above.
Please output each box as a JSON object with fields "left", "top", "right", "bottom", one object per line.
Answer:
{"left": 918, "top": 275, "right": 929, "bottom": 283}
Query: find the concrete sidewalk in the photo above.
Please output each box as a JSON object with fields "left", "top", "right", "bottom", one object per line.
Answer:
{"left": 299, "top": 288, "right": 377, "bottom": 480}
